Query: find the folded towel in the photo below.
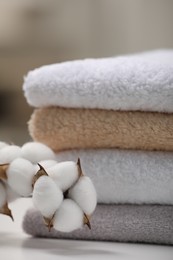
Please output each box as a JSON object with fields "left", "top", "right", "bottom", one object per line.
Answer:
{"left": 23, "top": 204, "right": 173, "bottom": 245}
{"left": 53, "top": 149, "right": 173, "bottom": 204}
{"left": 29, "top": 107, "right": 173, "bottom": 152}
{"left": 23, "top": 50, "right": 173, "bottom": 112}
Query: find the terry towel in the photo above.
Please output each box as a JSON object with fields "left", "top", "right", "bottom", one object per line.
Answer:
{"left": 54, "top": 149, "right": 173, "bottom": 204}
{"left": 23, "top": 204, "right": 173, "bottom": 245}
{"left": 29, "top": 107, "right": 173, "bottom": 151}
{"left": 23, "top": 50, "right": 173, "bottom": 112}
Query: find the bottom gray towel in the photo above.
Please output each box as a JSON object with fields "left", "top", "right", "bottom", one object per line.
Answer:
{"left": 23, "top": 204, "right": 173, "bottom": 245}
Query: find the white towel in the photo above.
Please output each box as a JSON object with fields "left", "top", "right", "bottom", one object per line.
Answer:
{"left": 23, "top": 50, "right": 173, "bottom": 112}
{"left": 54, "top": 149, "right": 173, "bottom": 204}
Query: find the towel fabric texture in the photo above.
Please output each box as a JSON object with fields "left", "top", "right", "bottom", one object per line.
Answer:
{"left": 23, "top": 204, "right": 173, "bottom": 245}
{"left": 23, "top": 50, "right": 173, "bottom": 112}
{"left": 22, "top": 50, "right": 173, "bottom": 245}
{"left": 29, "top": 107, "right": 173, "bottom": 152}
{"left": 50, "top": 149, "right": 173, "bottom": 205}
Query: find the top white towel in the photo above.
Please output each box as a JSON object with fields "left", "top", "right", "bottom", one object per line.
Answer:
{"left": 23, "top": 50, "right": 173, "bottom": 112}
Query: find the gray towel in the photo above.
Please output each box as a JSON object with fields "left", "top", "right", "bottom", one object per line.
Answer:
{"left": 23, "top": 204, "right": 173, "bottom": 245}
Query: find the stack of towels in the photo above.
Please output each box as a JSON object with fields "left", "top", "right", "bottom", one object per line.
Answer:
{"left": 23, "top": 50, "right": 173, "bottom": 245}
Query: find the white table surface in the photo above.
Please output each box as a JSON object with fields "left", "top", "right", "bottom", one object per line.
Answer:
{"left": 0, "top": 198, "right": 173, "bottom": 260}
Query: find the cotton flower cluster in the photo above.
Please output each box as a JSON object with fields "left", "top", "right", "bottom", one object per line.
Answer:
{"left": 0, "top": 141, "right": 97, "bottom": 232}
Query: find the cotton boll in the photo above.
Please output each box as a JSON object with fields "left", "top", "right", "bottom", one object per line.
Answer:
{"left": 0, "top": 145, "right": 21, "bottom": 164}
{"left": 53, "top": 199, "right": 84, "bottom": 232}
{"left": 0, "top": 181, "right": 6, "bottom": 207}
{"left": 38, "top": 159, "right": 57, "bottom": 169}
{"left": 21, "top": 142, "right": 55, "bottom": 164}
{"left": 6, "top": 183, "right": 20, "bottom": 202}
{"left": 32, "top": 176, "right": 63, "bottom": 218}
{"left": 6, "top": 158, "right": 36, "bottom": 197}
{"left": 33, "top": 164, "right": 40, "bottom": 173}
{"left": 0, "top": 142, "right": 9, "bottom": 150}
{"left": 34, "top": 159, "right": 57, "bottom": 172}
{"left": 48, "top": 161, "right": 79, "bottom": 192}
{"left": 68, "top": 176, "right": 97, "bottom": 215}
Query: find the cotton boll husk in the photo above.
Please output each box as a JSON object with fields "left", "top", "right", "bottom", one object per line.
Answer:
{"left": 48, "top": 161, "right": 79, "bottom": 192}
{"left": 0, "top": 181, "right": 6, "bottom": 207}
{"left": 21, "top": 142, "right": 55, "bottom": 164}
{"left": 0, "top": 145, "right": 21, "bottom": 164}
{"left": 32, "top": 176, "right": 63, "bottom": 218}
{"left": 0, "top": 142, "right": 9, "bottom": 150}
{"left": 68, "top": 176, "right": 97, "bottom": 215}
{"left": 34, "top": 160, "right": 57, "bottom": 172}
{"left": 53, "top": 199, "right": 84, "bottom": 232}
{"left": 6, "top": 158, "right": 35, "bottom": 197}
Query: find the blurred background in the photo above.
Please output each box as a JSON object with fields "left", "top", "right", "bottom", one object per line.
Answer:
{"left": 0, "top": 0, "right": 173, "bottom": 144}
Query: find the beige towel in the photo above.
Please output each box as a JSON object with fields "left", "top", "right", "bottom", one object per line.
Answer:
{"left": 29, "top": 107, "right": 173, "bottom": 152}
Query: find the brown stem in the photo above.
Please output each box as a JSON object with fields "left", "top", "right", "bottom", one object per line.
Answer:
{"left": 0, "top": 202, "right": 14, "bottom": 221}
{"left": 83, "top": 213, "right": 91, "bottom": 229}
{"left": 43, "top": 214, "right": 55, "bottom": 232}
{"left": 0, "top": 164, "right": 9, "bottom": 180}
{"left": 77, "top": 158, "right": 84, "bottom": 177}
{"left": 32, "top": 163, "right": 48, "bottom": 188}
